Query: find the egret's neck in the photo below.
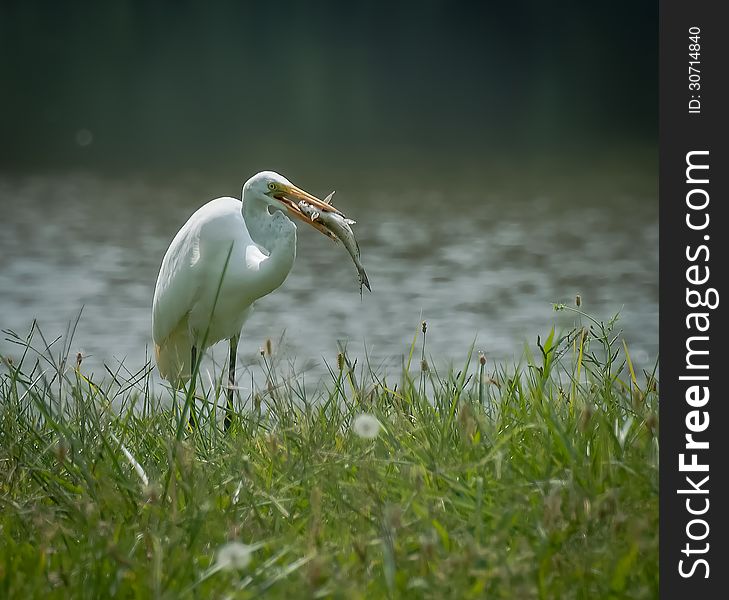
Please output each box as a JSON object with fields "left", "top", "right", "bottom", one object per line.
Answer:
{"left": 242, "top": 195, "right": 272, "bottom": 247}
{"left": 241, "top": 195, "right": 296, "bottom": 291}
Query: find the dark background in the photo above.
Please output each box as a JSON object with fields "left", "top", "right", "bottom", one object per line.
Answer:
{"left": 0, "top": 1, "right": 657, "bottom": 179}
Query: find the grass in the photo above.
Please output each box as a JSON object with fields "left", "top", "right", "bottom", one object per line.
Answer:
{"left": 0, "top": 307, "right": 658, "bottom": 599}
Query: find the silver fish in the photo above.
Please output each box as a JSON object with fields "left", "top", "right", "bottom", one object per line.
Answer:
{"left": 298, "top": 194, "right": 371, "bottom": 294}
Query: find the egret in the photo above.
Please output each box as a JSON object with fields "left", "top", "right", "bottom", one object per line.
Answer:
{"left": 152, "top": 171, "right": 339, "bottom": 429}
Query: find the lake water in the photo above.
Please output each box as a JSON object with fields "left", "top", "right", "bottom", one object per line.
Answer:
{"left": 0, "top": 168, "right": 658, "bottom": 390}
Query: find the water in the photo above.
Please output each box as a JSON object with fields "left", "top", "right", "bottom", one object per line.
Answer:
{"left": 0, "top": 169, "right": 658, "bottom": 389}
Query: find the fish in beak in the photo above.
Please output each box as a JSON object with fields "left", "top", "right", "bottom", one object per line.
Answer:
{"left": 274, "top": 184, "right": 343, "bottom": 239}
{"left": 274, "top": 183, "right": 371, "bottom": 294}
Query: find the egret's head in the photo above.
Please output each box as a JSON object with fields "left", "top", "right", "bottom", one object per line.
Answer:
{"left": 243, "top": 171, "right": 340, "bottom": 238}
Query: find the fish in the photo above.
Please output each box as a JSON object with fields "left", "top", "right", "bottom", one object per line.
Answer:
{"left": 298, "top": 192, "right": 371, "bottom": 295}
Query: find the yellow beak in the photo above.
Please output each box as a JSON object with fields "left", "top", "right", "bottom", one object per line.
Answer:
{"left": 276, "top": 183, "right": 342, "bottom": 239}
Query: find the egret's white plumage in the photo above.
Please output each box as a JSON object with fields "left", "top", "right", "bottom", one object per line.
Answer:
{"left": 152, "top": 171, "right": 335, "bottom": 388}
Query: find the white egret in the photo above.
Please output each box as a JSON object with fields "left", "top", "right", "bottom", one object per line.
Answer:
{"left": 152, "top": 171, "right": 339, "bottom": 429}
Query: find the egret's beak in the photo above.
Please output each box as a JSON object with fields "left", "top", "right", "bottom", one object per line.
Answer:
{"left": 274, "top": 184, "right": 342, "bottom": 239}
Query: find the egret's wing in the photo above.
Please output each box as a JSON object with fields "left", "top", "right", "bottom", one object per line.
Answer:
{"left": 152, "top": 227, "right": 202, "bottom": 346}
{"left": 152, "top": 197, "right": 245, "bottom": 348}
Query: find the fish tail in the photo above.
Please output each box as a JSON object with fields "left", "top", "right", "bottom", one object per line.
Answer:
{"left": 359, "top": 268, "right": 371, "bottom": 292}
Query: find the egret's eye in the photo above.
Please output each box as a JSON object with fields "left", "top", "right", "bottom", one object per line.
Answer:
{"left": 267, "top": 183, "right": 276, "bottom": 191}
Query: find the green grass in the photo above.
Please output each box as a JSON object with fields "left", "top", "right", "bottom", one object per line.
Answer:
{"left": 0, "top": 308, "right": 658, "bottom": 599}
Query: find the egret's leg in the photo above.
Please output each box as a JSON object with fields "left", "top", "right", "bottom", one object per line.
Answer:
{"left": 188, "top": 345, "right": 198, "bottom": 430}
{"left": 224, "top": 335, "right": 239, "bottom": 432}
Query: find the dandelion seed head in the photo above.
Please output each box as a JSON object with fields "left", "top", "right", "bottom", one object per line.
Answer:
{"left": 215, "top": 541, "right": 253, "bottom": 570}
{"left": 352, "top": 413, "right": 381, "bottom": 439}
